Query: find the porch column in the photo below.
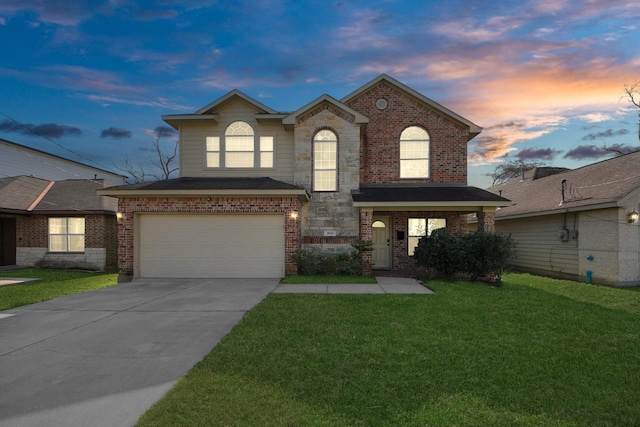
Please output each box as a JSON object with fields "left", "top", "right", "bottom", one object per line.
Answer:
{"left": 285, "top": 199, "right": 302, "bottom": 275}
{"left": 360, "top": 208, "right": 373, "bottom": 276}
{"left": 476, "top": 209, "right": 496, "bottom": 232}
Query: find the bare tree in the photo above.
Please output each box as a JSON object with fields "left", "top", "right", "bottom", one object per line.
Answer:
{"left": 624, "top": 81, "right": 640, "bottom": 142}
{"left": 624, "top": 81, "right": 640, "bottom": 109}
{"left": 115, "top": 126, "right": 178, "bottom": 183}
{"left": 490, "top": 159, "right": 544, "bottom": 185}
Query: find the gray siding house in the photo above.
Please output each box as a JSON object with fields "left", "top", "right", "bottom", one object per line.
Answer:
{"left": 471, "top": 152, "right": 640, "bottom": 286}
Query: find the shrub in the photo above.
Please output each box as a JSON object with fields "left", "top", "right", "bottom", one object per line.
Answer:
{"left": 413, "top": 228, "right": 463, "bottom": 279}
{"left": 413, "top": 230, "right": 515, "bottom": 282}
{"left": 290, "top": 241, "right": 373, "bottom": 276}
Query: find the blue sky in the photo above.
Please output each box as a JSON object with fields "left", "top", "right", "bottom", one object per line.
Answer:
{"left": 1, "top": 0, "right": 639, "bottom": 187}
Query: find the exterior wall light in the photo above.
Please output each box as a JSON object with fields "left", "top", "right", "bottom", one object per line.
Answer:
{"left": 116, "top": 212, "right": 124, "bottom": 220}
{"left": 627, "top": 209, "right": 639, "bottom": 223}
{"left": 290, "top": 211, "right": 299, "bottom": 220}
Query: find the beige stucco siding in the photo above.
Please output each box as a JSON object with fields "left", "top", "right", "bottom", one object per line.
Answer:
{"left": 179, "top": 99, "right": 295, "bottom": 182}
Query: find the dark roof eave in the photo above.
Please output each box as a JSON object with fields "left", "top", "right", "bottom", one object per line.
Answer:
{"left": 30, "top": 210, "right": 117, "bottom": 216}
{"left": 495, "top": 201, "right": 620, "bottom": 220}
{"left": 98, "top": 188, "right": 309, "bottom": 200}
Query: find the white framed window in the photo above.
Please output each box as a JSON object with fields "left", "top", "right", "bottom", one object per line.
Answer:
{"left": 313, "top": 130, "right": 337, "bottom": 191}
{"left": 260, "top": 136, "right": 274, "bottom": 168}
{"left": 400, "top": 126, "right": 430, "bottom": 178}
{"left": 49, "top": 217, "right": 85, "bottom": 252}
{"left": 206, "top": 121, "right": 274, "bottom": 169}
{"left": 205, "top": 136, "right": 220, "bottom": 167}
{"left": 408, "top": 218, "right": 446, "bottom": 256}
{"left": 225, "top": 121, "right": 254, "bottom": 168}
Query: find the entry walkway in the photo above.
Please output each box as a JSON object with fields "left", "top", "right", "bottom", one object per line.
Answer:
{"left": 274, "top": 276, "right": 434, "bottom": 294}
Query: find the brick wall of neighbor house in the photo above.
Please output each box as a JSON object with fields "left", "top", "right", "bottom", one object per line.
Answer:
{"left": 578, "top": 208, "right": 622, "bottom": 285}
{"left": 294, "top": 105, "right": 363, "bottom": 254}
{"left": 374, "top": 211, "right": 467, "bottom": 272}
{"left": 15, "top": 214, "right": 115, "bottom": 270}
{"left": 116, "top": 196, "right": 302, "bottom": 278}
{"left": 346, "top": 81, "right": 469, "bottom": 184}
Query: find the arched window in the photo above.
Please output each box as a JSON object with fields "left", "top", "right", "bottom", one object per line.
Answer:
{"left": 400, "top": 126, "right": 430, "bottom": 178}
{"left": 225, "top": 121, "right": 255, "bottom": 168}
{"left": 313, "top": 129, "right": 337, "bottom": 191}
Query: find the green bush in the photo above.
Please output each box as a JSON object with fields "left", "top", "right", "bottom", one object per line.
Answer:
{"left": 291, "top": 241, "right": 373, "bottom": 276}
{"left": 414, "top": 230, "right": 515, "bottom": 282}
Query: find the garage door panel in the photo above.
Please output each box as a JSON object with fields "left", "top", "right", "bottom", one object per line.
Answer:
{"left": 138, "top": 214, "right": 285, "bottom": 278}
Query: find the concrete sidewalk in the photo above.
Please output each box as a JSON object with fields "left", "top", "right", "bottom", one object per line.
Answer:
{"left": 273, "top": 276, "right": 434, "bottom": 294}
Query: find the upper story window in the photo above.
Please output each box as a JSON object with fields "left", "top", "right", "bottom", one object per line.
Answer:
{"left": 205, "top": 121, "right": 274, "bottom": 169}
{"left": 313, "top": 129, "right": 337, "bottom": 191}
{"left": 225, "top": 121, "right": 254, "bottom": 168}
{"left": 400, "top": 126, "right": 430, "bottom": 178}
{"left": 49, "top": 217, "right": 85, "bottom": 252}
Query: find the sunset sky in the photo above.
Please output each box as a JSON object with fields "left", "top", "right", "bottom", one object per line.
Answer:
{"left": 1, "top": 0, "right": 639, "bottom": 187}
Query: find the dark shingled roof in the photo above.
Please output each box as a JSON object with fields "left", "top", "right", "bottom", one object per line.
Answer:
{"left": 0, "top": 176, "right": 116, "bottom": 214}
{"left": 351, "top": 184, "right": 510, "bottom": 203}
{"left": 33, "top": 180, "right": 117, "bottom": 213}
{"left": 0, "top": 176, "right": 51, "bottom": 211}
{"left": 104, "top": 176, "right": 304, "bottom": 191}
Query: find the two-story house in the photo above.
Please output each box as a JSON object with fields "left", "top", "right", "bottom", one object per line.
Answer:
{"left": 100, "top": 74, "right": 509, "bottom": 281}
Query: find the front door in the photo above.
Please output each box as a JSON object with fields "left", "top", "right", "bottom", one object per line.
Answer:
{"left": 0, "top": 218, "right": 17, "bottom": 266}
{"left": 372, "top": 216, "right": 390, "bottom": 269}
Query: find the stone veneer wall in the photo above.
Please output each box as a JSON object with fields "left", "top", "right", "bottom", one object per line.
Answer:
{"left": 17, "top": 247, "right": 108, "bottom": 270}
{"left": 116, "top": 196, "right": 301, "bottom": 279}
{"left": 293, "top": 105, "right": 364, "bottom": 255}
{"left": 346, "top": 81, "right": 469, "bottom": 185}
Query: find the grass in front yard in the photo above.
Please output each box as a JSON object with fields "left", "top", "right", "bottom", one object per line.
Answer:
{"left": 280, "top": 274, "right": 377, "bottom": 284}
{"left": 137, "top": 273, "right": 640, "bottom": 426}
{"left": 0, "top": 268, "right": 118, "bottom": 310}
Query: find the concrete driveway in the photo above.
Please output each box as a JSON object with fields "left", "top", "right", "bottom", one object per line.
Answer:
{"left": 0, "top": 278, "right": 278, "bottom": 427}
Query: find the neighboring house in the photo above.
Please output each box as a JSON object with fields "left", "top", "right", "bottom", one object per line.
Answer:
{"left": 0, "top": 176, "right": 118, "bottom": 270}
{"left": 99, "top": 74, "right": 509, "bottom": 280}
{"left": 469, "top": 153, "right": 640, "bottom": 286}
{"left": 0, "top": 137, "right": 126, "bottom": 185}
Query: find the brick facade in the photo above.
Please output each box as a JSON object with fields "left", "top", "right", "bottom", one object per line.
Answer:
{"left": 346, "top": 81, "right": 468, "bottom": 184}
{"left": 15, "top": 213, "right": 117, "bottom": 270}
{"left": 116, "top": 196, "right": 301, "bottom": 279}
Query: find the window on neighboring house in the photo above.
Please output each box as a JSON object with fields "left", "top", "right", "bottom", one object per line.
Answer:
{"left": 49, "top": 217, "right": 85, "bottom": 252}
{"left": 408, "top": 218, "right": 446, "bottom": 256}
{"left": 206, "top": 121, "right": 274, "bottom": 169}
{"left": 400, "top": 126, "right": 430, "bottom": 178}
{"left": 313, "top": 129, "right": 337, "bottom": 191}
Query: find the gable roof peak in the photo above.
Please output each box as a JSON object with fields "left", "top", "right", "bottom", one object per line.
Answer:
{"left": 282, "top": 93, "right": 368, "bottom": 125}
{"left": 195, "top": 89, "right": 278, "bottom": 115}
{"left": 341, "top": 74, "right": 482, "bottom": 139}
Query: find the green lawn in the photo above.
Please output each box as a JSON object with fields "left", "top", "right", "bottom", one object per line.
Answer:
{"left": 137, "top": 273, "right": 640, "bottom": 426}
{"left": 0, "top": 268, "right": 118, "bottom": 310}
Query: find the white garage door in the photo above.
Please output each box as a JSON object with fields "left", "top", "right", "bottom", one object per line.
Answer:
{"left": 138, "top": 214, "right": 285, "bottom": 278}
